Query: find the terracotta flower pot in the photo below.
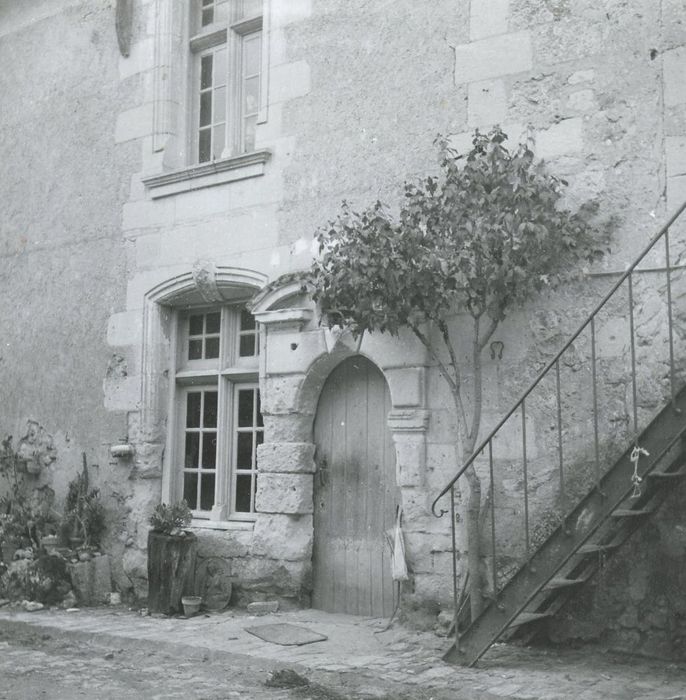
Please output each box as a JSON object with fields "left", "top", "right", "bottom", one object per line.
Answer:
{"left": 181, "top": 595, "right": 202, "bottom": 617}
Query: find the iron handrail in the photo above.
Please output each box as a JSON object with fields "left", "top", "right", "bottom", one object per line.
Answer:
{"left": 431, "top": 199, "right": 686, "bottom": 517}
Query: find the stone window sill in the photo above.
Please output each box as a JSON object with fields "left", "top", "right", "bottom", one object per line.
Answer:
{"left": 142, "top": 149, "right": 271, "bottom": 199}
{"left": 190, "top": 518, "right": 255, "bottom": 532}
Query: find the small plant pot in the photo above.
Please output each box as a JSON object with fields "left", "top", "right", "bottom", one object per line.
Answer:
{"left": 41, "top": 535, "right": 59, "bottom": 555}
{"left": 181, "top": 595, "right": 202, "bottom": 617}
{"left": 25, "top": 460, "right": 41, "bottom": 475}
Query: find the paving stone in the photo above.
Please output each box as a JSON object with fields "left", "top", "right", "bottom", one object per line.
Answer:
{"left": 0, "top": 607, "right": 685, "bottom": 699}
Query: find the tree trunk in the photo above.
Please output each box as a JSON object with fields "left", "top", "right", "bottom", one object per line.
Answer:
{"left": 147, "top": 530, "right": 197, "bottom": 614}
{"left": 464, "top": 461, "right": 483, "bottom": 620}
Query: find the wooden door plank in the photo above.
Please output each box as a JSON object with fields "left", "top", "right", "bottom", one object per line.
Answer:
{"left": 313, "top": 356, "right": 397, "bottom": 618}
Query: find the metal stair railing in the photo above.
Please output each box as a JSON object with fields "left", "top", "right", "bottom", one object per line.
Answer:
{"left": 431, "top": 200, "right": 686, "bottom": 651}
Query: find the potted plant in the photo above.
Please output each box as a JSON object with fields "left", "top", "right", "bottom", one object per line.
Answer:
{"left": 147, "top": 500, "right": 197, "bottom": 614}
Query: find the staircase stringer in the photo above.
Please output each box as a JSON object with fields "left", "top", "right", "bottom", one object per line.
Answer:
{"left": 445, "top": 394, "right": 686, "bottom": 666}
{"left": 432, "top": 200, "right": 686, "bottom": 667}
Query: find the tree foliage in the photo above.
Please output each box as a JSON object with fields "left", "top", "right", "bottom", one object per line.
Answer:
{"left": 308, "top": 127, "right": 610, "bottom": 619}
{"left": 310, "top": 127, "right": 607, "bottom": 338}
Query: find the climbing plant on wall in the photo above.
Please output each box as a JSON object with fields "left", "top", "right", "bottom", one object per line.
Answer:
{"left": 308, "top": 127, "right": 611, "bottom": 619}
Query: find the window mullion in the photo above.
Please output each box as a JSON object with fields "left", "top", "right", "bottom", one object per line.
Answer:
{"left": 212, "top": 377, "right": 231, "bottom": 521}
{"left": 219, "top": 44, "right": 233, "bottom": 160}
{"left": 162, "top": 308, "right": 180, "bottom": 504}
{"left": 227, "top": 26, "right": 242, "bottom": 158}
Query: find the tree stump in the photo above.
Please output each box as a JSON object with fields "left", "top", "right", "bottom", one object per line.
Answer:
{"left": 147, "top": 530, "right": 197, "bottom": 614}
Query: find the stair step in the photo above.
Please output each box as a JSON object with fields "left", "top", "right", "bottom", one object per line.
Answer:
{"left": 577, "top": 542, "right": 620, "bottom": 554}
{"left": 544, "top": 577, "right": 587, "bottom": 590}
{"left": 611, "top": 508, "right": 654, "bottom": 517}
{"left": 647, "top": 470, "right": 686, "bottom": 480}
{"left": 507, "top": 612, "right": 551, "bottom": 629}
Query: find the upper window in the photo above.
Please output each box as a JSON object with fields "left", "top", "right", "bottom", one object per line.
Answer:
{"left": 191, "top": 0, "right": 263, "bottom": 163}
{"left": 174, "top": 304, "right": 262, "bottom": 521}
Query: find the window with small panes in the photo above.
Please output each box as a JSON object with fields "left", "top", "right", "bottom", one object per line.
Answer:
{"left": 190, "top": 0, "right": 263, "bottom": 163}
{"left": 174, "top": 304, "right": 262, "bottom": 521}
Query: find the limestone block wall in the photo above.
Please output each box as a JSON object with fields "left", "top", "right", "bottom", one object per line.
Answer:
{"left": 549, "top": 476, "right": 686, "bottom": 659}
{"left": 0, "top": 1, "right": 138, "bottom": 592}
{"left": 4, "top": 0, "right": 684, "bottom": 621}
{"left": 110, "top": 0, "right": 686, "bottom": 614}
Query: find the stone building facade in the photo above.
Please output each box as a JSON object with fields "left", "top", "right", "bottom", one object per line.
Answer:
{"left": 2, "top": 0, "right": 686, "bottom": 652}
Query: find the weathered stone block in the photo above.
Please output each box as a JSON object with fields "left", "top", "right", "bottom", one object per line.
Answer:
{"left": 666, "top": 137, "right": 686, "bottom": 177}
{"left": 271, "top": 0, "right": 312, "bottom": 28}
{"left": 449, "top": 120, "right": 527, "bottom": 156}
{"left": 595, "top": 317, "right": 629, "bottom": 358}
{"left": 247, "top": 600, "right": 279, "bottom": 614}
{"left": 412, "top": 572, "right": 455, "bottom": 606}
{"left": 122, "top": 198, "right": 175, "bottom": 231}
{"left": 468, "top": 78, "right": 507, "bottom": 127}
{"left": 453, "top": 32, "right": 532, "bottom": 84}
{"left": 664, "top": 47, "right": 686, "bottom": 106}
{"left": 270, "top": 60, "right": 311, "bottom": 103}
{"left": 535, "top": 118, "right": 583, "bottom": 159}
{"left": 359, "top": 328, "right": 427, "bottom": 368}
{"left": 531, "top": 21, "right": 604, "bottom": 65}
{"left": 489, "top": 411, "right": 537, "bottom": 460}
{"left": 119, "top": 37, "right": 155, "bottom": 80}
{"left": 107, "top": 310, "right": 143, "bottom": 347}
{"left": 232, "top": 557, "right": 311, "bottom": 605}
{"left": 261, "top": 375, "right": 306, "bottom": 414}
{"left": 470, "top": 0, "right": 509, "bottom": 41}
{"left": 400, "top": 486, "right": 430, "bottom": 521}
{"left": 410, "top": 549, "right": 456, "bottom": 577}
{"left": 252, "top": 513, "right": 313, "bottom": 561}
{"left": 196, "top": 528, "right": 252, "bottom": 559}
{"left": 567, "top": 89, "right": 596, "bottom": 113}
{"left": 103, "top": 374, "right": 141, "bottom": 412}
{"left": 262, "top": 413, "right": 315, "bottom": 442}
{"left": 568, "top": 69, "right": 594, "bottom": 85}
{"left": 255, "top": 473, "right": 313, "bottom": 514}
{"left": 385, "top": 367, "right": 424, "bottom": 408}
{"left": 115, "top": 103, "right": 154, "bottom": 143}
{"left": 667, "top": 174, "right": 686, "bottom": 214}
{"left": 69, "top": 555, "right": 112, "bottom": 606}
{"left": 132, "top": 441, "right": 164, "bottom": 480}
{"left": 135, "top": 232, "right": 163, "bottom": 268}
{"left": 263, "top": 328, "right": 326, "bottom": 375}
{"left": 257, "top": 442, "right": 316, "bottom": 473}
{"left": 394, "top": 438, "right": 426, "bottom": 487}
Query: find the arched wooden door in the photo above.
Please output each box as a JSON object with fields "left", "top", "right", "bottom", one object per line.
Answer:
{"left": 312, "top": 355, "right": 398, "bottom": 617}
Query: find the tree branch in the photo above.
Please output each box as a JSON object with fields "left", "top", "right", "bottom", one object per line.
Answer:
{"left": 467, "top": 316, "right": 484, "bottom": 450}
{"left": 478, "top": 315, "right": 499, "bottom": 352}
{"left": 437, "top": 319, "right": 469, "bottom": 437}
{"left": 410, "top": 323, "right": 458, "bottom": 397}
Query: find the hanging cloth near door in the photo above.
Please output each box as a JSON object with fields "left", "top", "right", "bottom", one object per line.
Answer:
{"left": 390, "top": 507, "right": 409, "bottom": 582}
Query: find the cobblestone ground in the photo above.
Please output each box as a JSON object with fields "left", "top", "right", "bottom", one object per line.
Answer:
{"left": 0, "top": 607, "right": 685, "bottom": 699}
{"left": 0, "top": 620, "right": 433, "bottom": 700}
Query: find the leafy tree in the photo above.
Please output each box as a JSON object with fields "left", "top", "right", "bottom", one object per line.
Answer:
{"left": 308, "top": 127, "right": 609, "bottom": 619}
